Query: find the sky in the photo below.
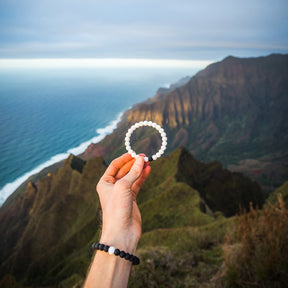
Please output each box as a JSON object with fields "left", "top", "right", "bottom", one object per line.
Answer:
{"left": 0, "top": 0, "right": 287, "bottom": 61}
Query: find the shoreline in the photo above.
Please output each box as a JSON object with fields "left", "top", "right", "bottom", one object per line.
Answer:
{"left": 0, "top": 112, "right": 124, "bottom": 206}
{"left": 0, "top": 61, "right": 214, "bottom": 207}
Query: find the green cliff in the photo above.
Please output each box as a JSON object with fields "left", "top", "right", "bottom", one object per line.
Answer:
{"left": 0, "top": 147, "right": 264, "bottom": 287}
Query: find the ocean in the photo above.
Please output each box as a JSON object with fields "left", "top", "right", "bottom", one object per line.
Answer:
{"left": 0, "top": 62, "right": 210, "bottom": 205}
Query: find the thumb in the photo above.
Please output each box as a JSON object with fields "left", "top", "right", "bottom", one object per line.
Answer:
{"left": 119, "top": 156, "right": 144, "bottom": 189}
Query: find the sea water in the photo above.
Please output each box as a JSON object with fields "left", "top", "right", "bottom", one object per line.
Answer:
{"left": 0, "top": 65, "right": 205, "bottom": 205}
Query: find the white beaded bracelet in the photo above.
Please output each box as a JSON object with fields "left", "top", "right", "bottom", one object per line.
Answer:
{"left": 125, "top": 121, "right": 167, "bottom": 162}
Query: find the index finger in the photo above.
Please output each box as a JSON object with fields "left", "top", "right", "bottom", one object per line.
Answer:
{"left": 104, "top": 153, "right": 133, "bottom": 178}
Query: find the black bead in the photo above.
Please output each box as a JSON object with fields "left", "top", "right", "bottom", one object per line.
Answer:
{"left": 104, "top": 245, "right": 109, "bottom": 252}
{"left": 132, "top": 257, "right": 140, "bottom": 265}
{"left": 99, "top": 244, "right": 105, "bottom": 251}
{"left": 125, "top": 253, "right": 130, "bottom": 260}
{"left": 128, "top": 254, "right": 134, "bottom": 261}
{"left": 114, "top": 249, "right": 120, "bottom": 256}
{"left": 96, "top": 243, "right": 100, "bottom": 250}
{"left": 119, "top": 251, "right": 126, "bottom": 258}
{"left": 148, "top": 156, "right": 153, "bottom": 161}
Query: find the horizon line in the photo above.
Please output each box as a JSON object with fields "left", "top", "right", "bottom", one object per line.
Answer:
{"left": 0, "top": 58, "right": 214, "bottom": 69}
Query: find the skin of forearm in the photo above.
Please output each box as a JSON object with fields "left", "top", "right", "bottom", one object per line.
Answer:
{"left": 83, "top": 234, "right": 139, "bottom": 288}
{"left": 84, "top": 251, "right": 132, "bottom": 288}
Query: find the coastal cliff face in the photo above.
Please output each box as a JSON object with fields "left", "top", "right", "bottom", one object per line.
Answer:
{"left": 84, "top": 54, "right": 288, "bottom": 192}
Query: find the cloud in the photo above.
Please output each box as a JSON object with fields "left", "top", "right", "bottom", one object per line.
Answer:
{"left": 0, "top": 0, "right": 287, "bottom": 59}
{"left": 0, "top": 58, "right": 213, "bottom": 69}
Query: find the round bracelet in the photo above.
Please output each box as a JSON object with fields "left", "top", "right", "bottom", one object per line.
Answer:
{"left": 125, "top": 121, "right": 167, "bottom": 162}
{"left": 92, "top": 242, "right": 140, "bottom": 265}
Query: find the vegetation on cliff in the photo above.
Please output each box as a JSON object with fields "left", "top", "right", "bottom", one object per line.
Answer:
{"left": 222, "top": 195, "right": 288, "bottom": 287}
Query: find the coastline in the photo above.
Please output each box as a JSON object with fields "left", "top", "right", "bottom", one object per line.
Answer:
{"left": 0, "top": 112, "right": 124, "bottom": 206}
{"left": 0, "top": 62, "right": 213, "bottom": 207}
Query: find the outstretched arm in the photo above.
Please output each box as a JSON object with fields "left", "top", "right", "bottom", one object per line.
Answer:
{"left": 84, "top": 153, "right": 151, "bottom": 288}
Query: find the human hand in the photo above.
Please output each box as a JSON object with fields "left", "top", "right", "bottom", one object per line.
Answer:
{"left": 97, "top": 153, "right": 151, "bottom": 253}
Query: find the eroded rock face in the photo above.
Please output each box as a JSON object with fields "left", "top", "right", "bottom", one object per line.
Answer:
{"left": 83, "top": 54, "right": 288, "bottom": 191}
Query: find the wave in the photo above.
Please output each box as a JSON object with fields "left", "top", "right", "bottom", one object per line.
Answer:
{"left": 0, "top": 112, "right": 123, "bottom": 206}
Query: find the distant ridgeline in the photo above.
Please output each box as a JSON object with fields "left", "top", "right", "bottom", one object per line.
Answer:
{"left": 0, "top": 54, "right": 288, "bottom": 287}
{"left": 84, "top": 53, "right": 288, "bottom": 193}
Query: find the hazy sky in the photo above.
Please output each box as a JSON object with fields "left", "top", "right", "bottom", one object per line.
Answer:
{"left": 0, "top": 0, "right": 287, "bottom": 60}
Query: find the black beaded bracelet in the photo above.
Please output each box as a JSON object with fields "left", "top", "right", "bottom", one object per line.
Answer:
{"left": 91, "top": 242, "right": 140, "bottom": 265}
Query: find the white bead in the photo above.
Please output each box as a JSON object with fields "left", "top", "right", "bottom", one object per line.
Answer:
{"left": 125, "top": 121, "right": 167, "bottom": 161}
{"left": 108, "top": 246, "right": 115, "bottom": 255}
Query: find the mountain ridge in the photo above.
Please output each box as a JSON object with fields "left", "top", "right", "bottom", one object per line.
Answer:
{"left": 0, "top": 147, "right": 264, "bottom": 287}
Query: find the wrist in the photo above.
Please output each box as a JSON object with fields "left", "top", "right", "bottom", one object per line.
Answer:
{"left": 100, "top": 231, "right": 139, "bottom": 255}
